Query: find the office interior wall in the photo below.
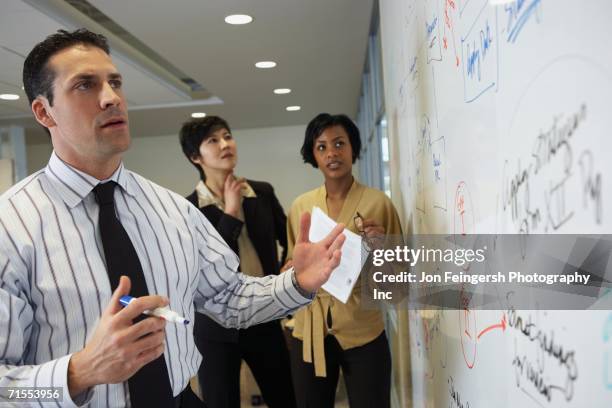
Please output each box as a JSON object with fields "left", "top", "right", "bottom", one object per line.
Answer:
{"left": 0, "top": 159, "right": 13, "bottom": 194}
{"left": 125, "top": 124, "right": 326, "bottom": 210}
{"left": 23, "top": 124, "right": 326, "bottom": 211}
{"left": 26, "top": 137, "right": 52, "bottom": 175}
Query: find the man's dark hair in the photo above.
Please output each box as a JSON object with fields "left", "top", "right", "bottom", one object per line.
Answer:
{"left": 301, "top": 113, "right": 361, "bottom": 168}
{"left": 23, "top": 29, "right": 110, "bottom": 107}
{"left": 179, "top": 116, "right": 232, "bottom": 181}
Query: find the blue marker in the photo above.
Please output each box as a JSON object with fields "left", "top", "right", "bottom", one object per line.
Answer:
{"left": 119, "top": 295, "right": 189, "bottom": 325}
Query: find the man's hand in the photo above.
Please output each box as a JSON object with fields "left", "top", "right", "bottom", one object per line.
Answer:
{"left": 292, "top": 212, "right": 345, "bottom": 293}
{"left": 223, "top": 173, "right": 246, "bottom": 218}
{"left": 67, "top": 276, "right": 168, "bottom": 398}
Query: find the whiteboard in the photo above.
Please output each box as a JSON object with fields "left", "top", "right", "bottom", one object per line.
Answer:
{"left": 379, "top": 0, "right": 612, "bottom": 406}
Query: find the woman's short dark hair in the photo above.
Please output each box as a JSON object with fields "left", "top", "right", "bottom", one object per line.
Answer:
{"left": 301, "top": 113, "right": 361, "bottom": 168}
{"left": 179, "top": 116, "right": 231, "bottom": 181}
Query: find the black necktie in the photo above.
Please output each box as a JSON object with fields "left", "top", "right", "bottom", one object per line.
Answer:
{"left": 94, "top": 181, "right": 174, "bottom": 407}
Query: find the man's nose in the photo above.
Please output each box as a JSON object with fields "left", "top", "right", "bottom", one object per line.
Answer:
{"left": 100, "top": 82, "right": 121, "bottom": 109}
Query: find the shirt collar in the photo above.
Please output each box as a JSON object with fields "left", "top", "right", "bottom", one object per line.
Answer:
{"left": 45, "top": 151, "right": 134, "bottom": 208}
{"left": 195, "top": 178, "right": 256, "bottom": 209}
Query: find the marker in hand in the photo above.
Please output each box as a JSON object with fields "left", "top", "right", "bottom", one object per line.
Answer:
{"left": 119, "top": 295, "right": 190, "bottom": 325}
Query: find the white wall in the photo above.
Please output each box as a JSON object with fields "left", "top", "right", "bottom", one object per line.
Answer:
{"left": 0, "top": 159, "right": 13, "bottom": 195}
{"left": 25, "top": 124, "right": 326, "bottom": 211}
{"left": 26, "top": 138, "right": 52, "bottom": 175}
{"left": 124, "top": 124, "right": 325, "bottom": 210}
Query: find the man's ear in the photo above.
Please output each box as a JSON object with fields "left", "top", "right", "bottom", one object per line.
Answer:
{"left": 31, "top": 97, "right": 56, "bottom": 129}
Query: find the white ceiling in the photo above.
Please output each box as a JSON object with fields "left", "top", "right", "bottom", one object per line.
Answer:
{"left": 0, "top": 0, "right": 374, "bottom": 139}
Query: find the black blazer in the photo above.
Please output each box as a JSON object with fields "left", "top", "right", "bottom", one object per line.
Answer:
{"left": 187, "top": 180, "right": 288, "bottom": 342}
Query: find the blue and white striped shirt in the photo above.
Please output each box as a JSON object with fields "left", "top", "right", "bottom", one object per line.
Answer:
{"left": 0, "top": 152, "right": 310, "bottom": 407}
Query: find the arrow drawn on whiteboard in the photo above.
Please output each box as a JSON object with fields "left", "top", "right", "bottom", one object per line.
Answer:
{"left": 477, "top": 313, "right": 507, "bottom": 339}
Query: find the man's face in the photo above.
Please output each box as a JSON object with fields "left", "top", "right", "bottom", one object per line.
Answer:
{"left": 41, "top": 44, "right": 130, "bottom": 163}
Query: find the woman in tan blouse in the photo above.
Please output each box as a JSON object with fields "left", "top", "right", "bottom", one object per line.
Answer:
{"left": 285, "top": 113, "right": 402, "bottom": 408}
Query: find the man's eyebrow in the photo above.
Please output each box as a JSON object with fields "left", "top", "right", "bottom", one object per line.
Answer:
{"left": 69, "top": 72, "right": 123, "bottom": 83}
{"left": 69, "top": 73, "right": 96, "bottom": 83}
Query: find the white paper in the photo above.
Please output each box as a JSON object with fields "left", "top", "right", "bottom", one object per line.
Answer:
{"left": 309, "top": 207, "right": 363, "bottom": 303}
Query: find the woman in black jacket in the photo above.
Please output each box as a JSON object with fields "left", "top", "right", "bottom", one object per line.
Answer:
{"left": 179, "top": 116, "right": 296, "bottom": 408}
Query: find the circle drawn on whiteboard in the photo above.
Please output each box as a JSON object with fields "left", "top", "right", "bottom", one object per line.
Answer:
{"left": 459, "top": 288, "right": 477, "bottom": 369}
{"left": 453, "top": 181, "right": 477, "bottom": 271}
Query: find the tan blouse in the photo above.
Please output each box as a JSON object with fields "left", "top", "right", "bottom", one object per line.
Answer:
{"left": 286, "top": 180, "right": 402, "bottom": 377}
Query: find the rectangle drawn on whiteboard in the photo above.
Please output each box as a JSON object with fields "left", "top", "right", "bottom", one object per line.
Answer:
{"left": 424, "top": 0, "right": 442, "bottom": 63}
{"left": 461, "top": 1, "right": 499, "bottom": 103}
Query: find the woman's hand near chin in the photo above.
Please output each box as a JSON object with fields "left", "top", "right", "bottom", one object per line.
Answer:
{"left": 223, "top": 173, "right": 245, "bottom": 217}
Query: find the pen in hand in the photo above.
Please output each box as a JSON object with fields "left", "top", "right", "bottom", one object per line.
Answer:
{"left": 119, "top": 295, "right": 190, "bottom": 324}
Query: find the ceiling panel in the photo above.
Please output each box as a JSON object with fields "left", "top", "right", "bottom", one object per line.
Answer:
{"left": 111, "top": 57, "right": 187, "bottom": 106}
{"left": 88, "top": 0, "right": 373, "bottom": 130}
{"left": 1, "top": 0, "right": 374, "bottom": 135}
{"left": 0, "top": 0, "right": 197, "bottom": 120}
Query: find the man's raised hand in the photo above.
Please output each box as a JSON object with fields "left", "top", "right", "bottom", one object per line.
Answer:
{"left": 292, "top": 212, "right": 345, "bottom": 293}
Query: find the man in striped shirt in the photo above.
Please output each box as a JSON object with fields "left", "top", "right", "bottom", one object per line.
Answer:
{"left": 0, "top": 29, "right": 345, "bottom": 407}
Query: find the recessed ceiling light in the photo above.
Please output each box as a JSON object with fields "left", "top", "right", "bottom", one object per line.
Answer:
{"left": 191, "top": 112, "right": 206, "bottom": 118}
{"left": 286, "top": 106, "right": 301, "bottom": 112}
{"left": 255, "top": 61, "right": 277, "bottom": 69}
{"left": 225, "top": 14, "right": 253, "bottom": 25}
{"left": 274, "top": 88, "right": 291, "bottom": 95}
{"left": 0, "top": 94, "right": 19, "bottom": 101}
